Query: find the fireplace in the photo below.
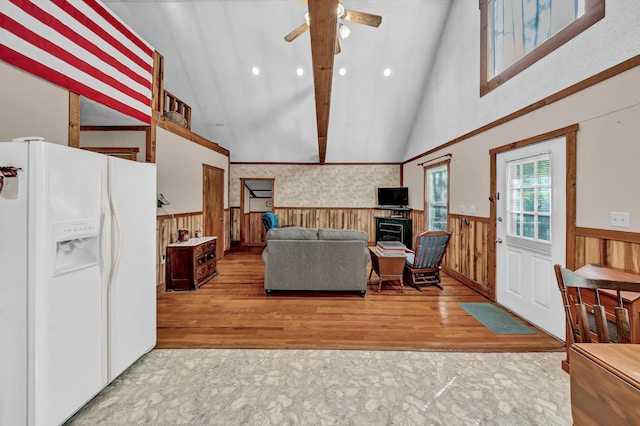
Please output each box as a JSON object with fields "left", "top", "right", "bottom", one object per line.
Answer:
{"left": 375, "top": 217, "right": 413, "bottom": 249}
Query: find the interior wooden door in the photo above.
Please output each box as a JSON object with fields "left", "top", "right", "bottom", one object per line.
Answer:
{"left": 203, "top": 164, "right": 224, "bottom": 259}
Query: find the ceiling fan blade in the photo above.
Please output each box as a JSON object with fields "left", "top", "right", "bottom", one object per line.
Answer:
{"left": 343, "top": 9, "right": 382, "bottom": 28}
{"left": 334, "top": 34, "right": 341, "bottom": 55}
{"left": 284, "top": 22, "right": 309, "bottom": 42}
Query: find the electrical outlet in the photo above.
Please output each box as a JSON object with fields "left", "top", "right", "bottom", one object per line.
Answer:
{"left": 610, "top": 212, "right": 630, "bottom": 228}
{"left": 459, "top": 204, "right": 465, "bottom": 213}
{"left": 469, "top": 205, "right": 477, "bottom": 214}
{"left": 161, "top": 254, "right": 167, "bottom": 264}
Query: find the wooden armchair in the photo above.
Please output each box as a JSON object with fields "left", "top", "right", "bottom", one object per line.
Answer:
{"left": 553, "top": 264, "right": 638, "bottom": 344}
{"left": 403, "top": 231, "right": 451, "bottom": 291}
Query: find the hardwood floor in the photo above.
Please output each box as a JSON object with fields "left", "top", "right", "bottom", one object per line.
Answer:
{"left": 156, "top": 248, "right": 565, "bottom": 352}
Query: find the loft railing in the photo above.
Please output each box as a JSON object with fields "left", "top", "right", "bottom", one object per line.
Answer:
{"left": 162, "top": 89, "right": 192, "bottom": 129}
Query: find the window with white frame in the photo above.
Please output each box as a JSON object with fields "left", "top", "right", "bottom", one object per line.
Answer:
{"left": 426, "top": 163, "right": 448, "bottom": 231}
{"left": 506, "top": 154, "right": 551, "bottom": 242}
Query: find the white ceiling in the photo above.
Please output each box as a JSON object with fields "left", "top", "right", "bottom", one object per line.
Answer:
{"left": 245, "top": 179, "right": 273, "bottom": 198}
{"left": 102, "top": 0, "right": 452, "bottom": 163}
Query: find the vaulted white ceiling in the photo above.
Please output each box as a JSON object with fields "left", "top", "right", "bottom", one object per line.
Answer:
{"left": 103, "top": 0, "right": 452, "bottom": 163}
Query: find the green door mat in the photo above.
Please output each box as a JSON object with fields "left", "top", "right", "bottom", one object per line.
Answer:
{"left": 459, "top": 303, "right": 536, "bottom": 335}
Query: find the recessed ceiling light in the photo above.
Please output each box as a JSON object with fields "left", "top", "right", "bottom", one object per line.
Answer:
{"left": 382, "top": 68, "right": 392, "bottom": 78}
{"left": 251, "top": 66, "right": 260, "bottom": 76}
{"left": 296, "top": 67, "right": 304, "bottom": 76}
{"left": 338, "top": 67, "right": 347, "bottom": 76}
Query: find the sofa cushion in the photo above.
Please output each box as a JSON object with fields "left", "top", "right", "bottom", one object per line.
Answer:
{"left": 266, "top": 226, "right": 318, "bottom": 240}
{"left": 318, "top": 228, "right": 368, "bottom": 242}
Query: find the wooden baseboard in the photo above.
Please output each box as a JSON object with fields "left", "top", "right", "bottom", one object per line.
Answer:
{"left": 441, "top": 265, "right": 490, "bottom": 299}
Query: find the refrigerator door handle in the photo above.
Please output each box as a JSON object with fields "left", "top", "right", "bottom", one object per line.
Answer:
{"left": 109, "top": 175, "right": 123, "bottom": 285}
{"left": 99, "top": 211, "right": 109, "bottom": 274}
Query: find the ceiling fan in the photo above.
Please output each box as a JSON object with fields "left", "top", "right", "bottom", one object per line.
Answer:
{"left": 284, "top": 0, "right": 382, "bottom": 54}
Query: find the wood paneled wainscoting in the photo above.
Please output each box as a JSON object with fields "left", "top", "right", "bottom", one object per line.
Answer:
{"left": 223, "top": 209, "right": 231, "bottom": 252}
{"left": 274, "top": 208, "right": 378, "bottom": 237}
{"left": 574, "top": 227, "right": 640, "bottom": 273}
{"left": 157, "top": 212, "right": 203, "bottom": 286}
{"left": 244, "top": 212, "right": 266, "bottom": 245}
{"left": 274, "top": 208, "right": 426, "bottom": 245}
{"left": 230, "top": 207, "right": 424, "bottom": 244}
{"left": 442, "top": 214, "right": 491, "bottom": 298}
{"left": 157, "top": 211, "right": 231, "bottom": 286}
{"left": 229, "top": 207, "right": 426, "bottom": 246}
{"left": 230, "top": 207, "right": 241, "bottom": 242}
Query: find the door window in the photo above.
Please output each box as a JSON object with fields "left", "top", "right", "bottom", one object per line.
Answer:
{"left": 506, "top": 154, "right": 552, "bottom": 245}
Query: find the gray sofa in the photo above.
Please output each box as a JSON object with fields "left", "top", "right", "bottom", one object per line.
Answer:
{"left": 261, "top": 227, "right": 369, "bottom": 296}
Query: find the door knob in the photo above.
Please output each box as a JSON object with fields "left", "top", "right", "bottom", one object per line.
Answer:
{"left": 495, "top": 238, "right": 503, "bottom": 244}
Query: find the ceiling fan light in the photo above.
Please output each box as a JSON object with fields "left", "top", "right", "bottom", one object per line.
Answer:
{"left": 337, "top": 4, "right": 345, "bottom": 18}
{"left": 338, "top": 23, "right": 351, "bottom": 40}
{"left": 304, "top": 12, "right": 310, "bottom": 26}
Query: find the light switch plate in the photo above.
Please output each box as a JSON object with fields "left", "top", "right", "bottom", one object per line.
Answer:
{"left": 459, "top": 204, "right": 465, "bottom": 213}
{"left": 469, "top": 205, "right": 477, "bottom": 214}
{"left": 610, "top": 212, "right": 630, "bottom": 228}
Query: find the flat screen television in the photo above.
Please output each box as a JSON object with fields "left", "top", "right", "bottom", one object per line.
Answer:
{"left": 377, "top": 187, "right": 409, "bottom": 208}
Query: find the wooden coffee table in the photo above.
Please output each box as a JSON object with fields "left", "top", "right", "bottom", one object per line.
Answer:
{"left": 368, "top": 247, "right": 406, "bottom": 292}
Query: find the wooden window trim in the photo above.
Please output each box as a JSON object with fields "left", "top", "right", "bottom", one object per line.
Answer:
{"left": 480, "top": 0, "right": 605, "bottom": 97}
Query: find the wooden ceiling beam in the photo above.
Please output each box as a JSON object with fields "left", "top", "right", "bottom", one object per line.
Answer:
{"left": 308, "top": 0, "right": 338, "bottom": 164}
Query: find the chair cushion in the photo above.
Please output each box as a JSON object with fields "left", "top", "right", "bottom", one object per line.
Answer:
{"left": 318, "top": 228, "right": 368, "bottom": 241}
{"left": 266, "top": 227, "right": 318, "bottom": 240}
{"left": 405, "top": 252, "right": 415, "bottom": 267}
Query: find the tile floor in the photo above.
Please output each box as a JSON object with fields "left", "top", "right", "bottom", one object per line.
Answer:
{"left": 66, "top": 349, "right": 571, "bottom": 425}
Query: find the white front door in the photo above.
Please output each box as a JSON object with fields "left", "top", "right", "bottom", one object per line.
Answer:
{"left": 496, "top": 137, "right": 566, "bottom": 340}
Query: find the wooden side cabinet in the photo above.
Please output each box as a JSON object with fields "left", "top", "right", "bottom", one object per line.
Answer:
{"left": 166, "top": 237, "right": 218, "bottom": 291}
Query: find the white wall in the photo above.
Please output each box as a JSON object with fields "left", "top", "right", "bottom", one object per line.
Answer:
{"left": 80, "top": 131, "right": 147, "bottom": 162}
{"left": 229, "top": 164, "right": 400, "bottom": 207}
{"left": 404, "top": 0, "right": 640, "bottom": 159}
{"left": 0, "top": 61, "right": 68, "bottom": 144}
{"left": 403, "top": 0, "right": 640, "bottom": 233}
{"left": 249, "top": 198, "right": 272, "bottom": 212}
{"left": 156, "top": 127, "right": 229, "bottom": 214}
{"left": 403, "top": 61, "right": 640, "bottom": 232}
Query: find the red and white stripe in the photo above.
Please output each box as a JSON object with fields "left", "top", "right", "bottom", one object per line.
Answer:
{"left": 0, "top": 0, "right": 153, "bottom": 124}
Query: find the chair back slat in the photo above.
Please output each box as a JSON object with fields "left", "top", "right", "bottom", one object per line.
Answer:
{"left": 592, "top": 303, "right": 610, "bottom": 343}
{"left": 413, "top": 231, "right": 450, "bottom": 269}
{"left": 554, "top": 264, "right": 635, "bottom": 344}
{"left": 575, "top": 303, "right": 592, "bottom": 343}
{"left": 615, "top": 306, "right": 632, "bottom": 343}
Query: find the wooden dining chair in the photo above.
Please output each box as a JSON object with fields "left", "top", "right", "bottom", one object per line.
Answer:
{"left": 554, "top": 264, "right": 639, "bottom": 344}
{"left": 403, "top": 231, "right": 451, "bottom": 291}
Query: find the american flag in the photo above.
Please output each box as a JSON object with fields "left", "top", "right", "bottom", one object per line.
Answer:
{"left": 0, "top": 0, "right": 153, "bottom": 124}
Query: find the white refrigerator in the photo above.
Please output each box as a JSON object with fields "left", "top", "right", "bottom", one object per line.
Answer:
{"left": 0, "top": 139, "right": 157, "bottom": 426}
